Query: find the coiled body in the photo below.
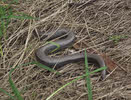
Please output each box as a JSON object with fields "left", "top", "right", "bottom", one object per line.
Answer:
{"left": 35, "top": 29, "right": 106, "bottom": 79}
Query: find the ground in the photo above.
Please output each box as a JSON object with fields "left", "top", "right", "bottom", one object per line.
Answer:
{"left": 0, "top": 0, "right": 131, "bottom": 100}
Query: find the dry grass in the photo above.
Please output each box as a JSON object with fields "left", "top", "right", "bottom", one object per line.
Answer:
{"left": 0, "top": 0, "right": 131, "bottom": 100}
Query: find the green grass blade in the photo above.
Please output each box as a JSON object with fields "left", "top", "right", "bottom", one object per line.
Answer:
{"left": 8, "top": 77, "right": 23, "bottom": 100}
{"left": 0, "top": 6, "right": 5, "bottom": 16}
{"left": 90, "top": 66, "right": 107, "bottom": 74}
{"left": 8, "top": 61, "right": 59, "bottom": 100}
{"left": 9, "top": 15, "right": 36, "bottom": 20}
{"left": 9, "top": 62, "right": 59, "bottom": 74}
{"left": 0, "top": 88, "right": 16, "bottom": 100}
{"left": 0, "top": 27, "right": 3, "bottom": 37}
{"left": 84, "top": 49, "right": 92, "bottom": 100}
{"left": 9, "top": 67, "right": 24, "bottom": 100}
{"left": 0, "top": 31, "right": 2, "bottom": 37}
{"left": 0, "top": 42, "right": 3, "bottom": 56}
{"left": 46, "top": 66, "right": 106, "bottom": 100}
{"left": 0, "top": 21, "right": 5, "bottom": 36}
{"left": 30, "top": 62, "right": 60, "bottom": 75}
{"left": 2, "top": 0, "right": 18, "bottom": 4}
{"left": 46, "top": 41, "right": 60, "bottom": 53}
{"left": 46, "top": 75, "right": 83, "bottom": 100}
